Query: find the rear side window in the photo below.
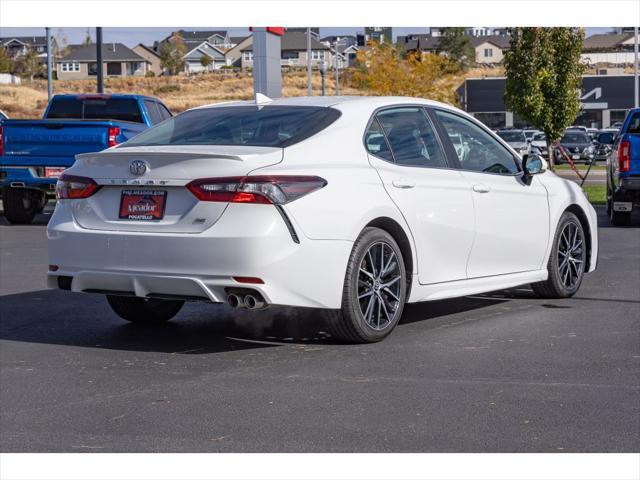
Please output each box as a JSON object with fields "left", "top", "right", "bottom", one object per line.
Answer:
{"left": 143, "top": 100, "right": 163, "bottom": 125}
{"left": 123, "top": 106, "right": 341, "bottom": 148}
{"left": 364, "top": 118, "right": 393, "bottom": 162}
{"left": 376, "top": 107, "right": 448, "bottom": 168}
{"left": 627, "top": 113, "right": 640, "bottom": 135}
{"left": 46, "top": 97, "right": 144, "bottom": 123}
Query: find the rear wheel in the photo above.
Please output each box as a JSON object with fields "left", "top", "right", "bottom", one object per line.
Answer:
{"left": 106, "top": 296, "right": 184, "bottom": 324}
{"left": 328, "top": 227, "right": 407, "bottom": 343}
{"left": 2, "top": 188, "right": 43, "bottom": 224}
{"left": 610, "top": 209, "right": 632, "bottom": 227}
{"left": 532, "top": 212, "right": 586, "bottom": 298}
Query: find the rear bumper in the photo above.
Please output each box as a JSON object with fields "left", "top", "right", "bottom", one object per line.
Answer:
{"left": 1, "top": 167, "right": 58, "bottom": 191}
{"left": 47, "top": 201, "right": 352, "bottom": 309}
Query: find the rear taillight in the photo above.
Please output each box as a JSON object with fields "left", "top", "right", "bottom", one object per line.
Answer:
{"left": 55, "top": 174, "right": 100, "bottom": 199}
{"left": 107, "top": 126, "right": 120, "bottom": 148}
{"left": 0, "top": 125, "right": 4, "bottom": 156}
{"left": 186, "top": 176, "right": 327, "bottom": 205}
{"left": 618, "top": 139, "right": 630, "bottom": 172}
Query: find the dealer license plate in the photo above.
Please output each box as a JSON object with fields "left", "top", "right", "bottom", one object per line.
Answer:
{"left": 119, "top": 189, "right": 167, "bottom": 220}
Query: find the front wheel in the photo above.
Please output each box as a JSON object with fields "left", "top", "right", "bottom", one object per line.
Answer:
{"left": 532, "top": 212, "right": 586, "bottom": 298}
{"left": 106, "top": 296, "right": 184, "bottom": 324}
{"left": 328, "top": 227, "right": 407, "bottom": 343}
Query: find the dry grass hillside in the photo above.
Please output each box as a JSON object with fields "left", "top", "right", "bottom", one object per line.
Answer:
{"left": 0, "top": 68, "right": 504, "bottom": 119}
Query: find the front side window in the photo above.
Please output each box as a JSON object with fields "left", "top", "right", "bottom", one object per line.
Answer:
{"left": 376, "top": 107, "right": 448, "bottom": 168}
{"left": 627, "top": 112, "right": 640, "bottom": 135}
{"left": 144, "top": 100, "right": 163, "bottom": 125}
{"left": 123, "top": 106, "right": 341, "bottom": 148}
{"left": 436, "top": 110, "right": 519, "bottom": 175}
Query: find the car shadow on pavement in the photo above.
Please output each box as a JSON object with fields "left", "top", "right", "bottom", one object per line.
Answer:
{"left": 0, "top": 288, "right": 510, "bottom": 352}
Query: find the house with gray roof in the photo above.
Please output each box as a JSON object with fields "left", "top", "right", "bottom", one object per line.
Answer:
{"left": 56, "top": 43, "right": 148, "bottom": 80}
{"left": 0, "top": 35, "right": 55, "bottom": 59}
{"left": 239, "top": 31, "right": 331, "bottom": 70}
{"left": 399, "top": 33, "right": 510, "bottom": 65}
{"left": 582, "top": 32, "right": 639, "bottom": 66}
{"left": 182, "top": 41, "right": 227, "bottom": 73}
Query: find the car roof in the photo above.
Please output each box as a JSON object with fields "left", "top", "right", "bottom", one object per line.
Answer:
{"left": 191, "top": 95, "right": 458, "bottom": 111}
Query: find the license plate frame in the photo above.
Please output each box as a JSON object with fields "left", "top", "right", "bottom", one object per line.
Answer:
{"left": 613, "top": 202, "right": 632, "bottom": 212}
{"left": 44, "top": 167, "right": 66, "bottom": 179}
{"left": 118, "top": 189, "right": 167, "bottom": 221}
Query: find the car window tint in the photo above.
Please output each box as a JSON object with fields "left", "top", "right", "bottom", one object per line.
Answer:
{"left": 124, "top": 106, "right": 341, "bottom": 148}
{"left": 364, "top": 118, "right": 393, "bottom": 162}
{"left": 627, "top": 112, "right": 640, "bottom": 135}
{"left": 436, "top": 110, "right": 519, "bottom": 175}
{"left": 143, "top": 100, "right": 163, "bottom": 125}
{"left": 376, "top": 107, "right": 447, "bottom": 168}
{"left": 158, "top": 103, "right": 172, "bottom": 120}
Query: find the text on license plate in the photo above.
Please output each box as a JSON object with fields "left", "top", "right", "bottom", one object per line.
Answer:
{"left": 119, "top": 189, "right": 167, "bottom": 220}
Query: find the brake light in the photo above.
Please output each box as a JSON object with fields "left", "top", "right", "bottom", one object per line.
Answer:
{"left": 0, "top": 125, "right": 4, "bottom": 156}
{"left": 186, "top": 176, "right": 327, "bottom": 205}
{"left": 107, "top": 126, "right": 120, "bottom": 148}
{"left": 55, "top": 174, "right": 100, "bottom": 199}
{"left": 618, "top": 139, "right": 630, "bottom": 172}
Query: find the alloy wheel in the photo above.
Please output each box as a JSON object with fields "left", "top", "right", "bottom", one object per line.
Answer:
{"left": 357, "top": 241, "right": 402, "bottom": 331}
{"left": 557, "top": 222, "right": 584, "bottom": 289}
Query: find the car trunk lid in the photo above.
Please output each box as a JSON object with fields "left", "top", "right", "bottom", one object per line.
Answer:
{"left": 67, "top": 145, "right": 283, "bottom": 233}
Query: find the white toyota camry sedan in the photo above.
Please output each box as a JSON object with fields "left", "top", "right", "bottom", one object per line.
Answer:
{"left": 48, "top": 96, "right": 598, "bottom": 343}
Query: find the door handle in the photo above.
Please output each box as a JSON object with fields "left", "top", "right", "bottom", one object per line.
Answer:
{"left": 392, "top": 179, "right": 416, "bottom": 189}
{"left": 472, "top": 184, "right": 491, "bottom": 193}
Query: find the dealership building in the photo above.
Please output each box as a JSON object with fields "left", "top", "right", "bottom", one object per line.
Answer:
{"left": 459, "top": 74, "right": 636, "bottom": 129}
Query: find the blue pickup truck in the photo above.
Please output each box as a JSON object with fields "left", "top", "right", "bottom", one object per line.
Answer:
{"left": 607, "top": 108, "right": 640, "bottom": 226}
{"left": 0, "top": 93, "right": 171, "bottom": 224}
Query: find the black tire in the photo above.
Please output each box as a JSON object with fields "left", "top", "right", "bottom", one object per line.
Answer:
{"left": 610, "top": 209, "right": 632, "bottom": 227}
{"left": 327, "top": 227, "right": 407, "bottom": 343}
{"left": 532, "top": 212, "right": 586, "bottom": 298}
{"left": 106, "top": 295, "right": 184, "bottom": 324}
{"left": 2, "top": 188, "right": 42, "bottom": 224}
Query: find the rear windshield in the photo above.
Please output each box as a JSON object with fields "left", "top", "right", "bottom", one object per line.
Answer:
{"left": 561, "top": 132, "right": 589, "bottom": 143}
{"left": 46, "top": 97, "right": 143, "bottom": 123}
{"left": 122, "top": 105, "right": 341, "bottom": 148}
{"left": 597, "top": 132, "right": 615, "bottom": 144}
{"left": 497, "top": 130, "right": 526, "bottom": 143}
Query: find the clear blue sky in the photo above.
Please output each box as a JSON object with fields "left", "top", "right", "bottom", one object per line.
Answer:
{"left": 0, "top": 27, "right": 614, "bottom": 47}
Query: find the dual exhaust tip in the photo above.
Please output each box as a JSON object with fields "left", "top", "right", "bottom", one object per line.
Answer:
{"left": 227, "top": 292, "right": 266, "bottom": 310}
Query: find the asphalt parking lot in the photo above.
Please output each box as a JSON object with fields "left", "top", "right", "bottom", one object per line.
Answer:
{"left": 0, "top": 204, "right": 638, "bottom": 453}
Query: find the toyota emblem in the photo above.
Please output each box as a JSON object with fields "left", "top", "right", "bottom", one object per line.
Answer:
{"left": 129, "top": 160, "right": 147, "bottom": 176}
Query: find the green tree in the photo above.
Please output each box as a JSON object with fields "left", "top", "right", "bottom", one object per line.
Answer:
{"left": 0, "top": 47, "right": 13, "bottom": 73}
{"left": 200, "top": 55, "right": 213, "bottom": 71}
{"left": 159, "top": 32, "right": 186, "bottom": 75}
{"left": 504, "top": 27, "right": 586, "bottom": 169}
{"left": 17, "top": 46, "right": 43, "bottom": 81}
{"left": 438, "top": 27, "right": 475, "bottom": 70}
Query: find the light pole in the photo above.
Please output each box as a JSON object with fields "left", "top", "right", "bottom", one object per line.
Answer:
{"left": 319, "top": 60, "right": 326, "bottom": 96}
{"left": 307, "top": 27, "right": 312, "bottom": 96}
{"left": 334, "top": 41, "right": 339, "bottom": 95}
{"left": 45, "top": 27, "right": 53, "bottom": 101}
{"left": 96, "top": 27, "right": 103, "bottom": 94}
{"left": 634, "top": 25, "right": 638, "bottom": 108}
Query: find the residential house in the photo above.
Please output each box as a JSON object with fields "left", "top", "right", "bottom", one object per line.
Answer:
{"left": 430, "top": 27, "right": 508, "bottom": 37}
{"left": 224, "top": 36, "right": 253, "bottom": 68}
{"left": 398, "top": 34, "right": 442, "bottom": 56}
{"left": 470, "top": 35, "right": 510, "bottom": 64}
{"left": 183, "top": 41, "right": 226, "bottom": 73}
{"left": 321, "top": 35, "right": 359, "bottom": 68}
{"left": 357, "top": 27, "right": 393, "bottom": 47}
{"left": 56, "top": 43, "right": 148, "bottom": 80}
{"left": 132, "top": 44, "right": 163, "bottom": 75}
{"left": 582, "top": 32, "right": 640, "bottom": 66}
{"left": 0, "top": 36, "right": 54, "bottom": 58}
{"left": 159, "top": 30, "right": 235, "bottom": 50}
{"left": 240, "top": 31, "right": 331, "bottom": 70}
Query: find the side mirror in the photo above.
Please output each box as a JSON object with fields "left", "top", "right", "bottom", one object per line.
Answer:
{"left": 522, "top": 154, "right": 546, "bottom": 185}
